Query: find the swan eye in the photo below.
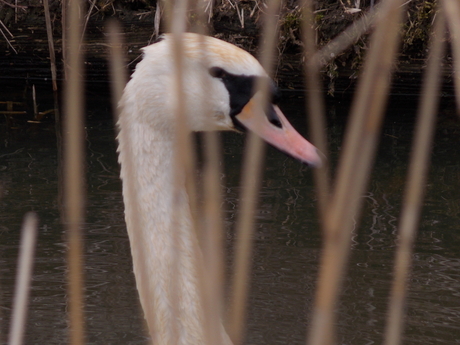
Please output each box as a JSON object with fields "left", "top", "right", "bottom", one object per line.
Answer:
{"left": 208, "top": 66, "right": 283, "bottom": 129}
{"left": 209, "top": 67, "right": 226, "bottom": 79}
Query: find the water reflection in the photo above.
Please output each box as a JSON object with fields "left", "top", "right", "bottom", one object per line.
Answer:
{"left": 1, "top": 95, "right": 460, "bottom": 344}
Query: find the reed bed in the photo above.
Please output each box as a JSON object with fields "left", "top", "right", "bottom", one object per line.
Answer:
{"left": 4, "top": 0, "right": 458, "bottom": 344}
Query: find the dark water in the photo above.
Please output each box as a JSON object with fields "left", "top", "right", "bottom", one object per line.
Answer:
{"left": 1, "top": 87, "right": 460, "bottom": 345}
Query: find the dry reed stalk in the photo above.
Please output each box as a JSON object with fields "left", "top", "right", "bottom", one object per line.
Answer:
{"left": 81, "top": 0, "right": 97, "bottom": 45}
{"left": 383, "top": 11, "right": 446, "bottom": 345}
{"left": 32, "top": 85, "right": 38, "bottom": 119}
{"left": 63, "top": 0, "right": 86, "bottom": 343}
{"left": 166, "top": 0, "right": 200, "bottom": 241}
{"left": 61, "top": 0, "right": 66, "bottom": 79}
{"left": 227, "top": 0, "right": 282, "bottom": 344}
{"left": 168, "top": 7, "right": 193, "bottom": 345}
{"left": 0, "top": 19, "right": 18, "bottom": 54}
{"left": 306, "top": 0, "right": 407, "bottom": 344}
{"left": 202, "top": 129, "right": 226, "bottom": 345}
{"left": 164, "top": 0, "right": 207, "bottom": 343}
{"left": 106, "top": 21, "right": 127, "bottom": 113}
{"left": 7, "top": 212, "right": 38, "bottom": 345}
{"left": 0, "top": 18, "right": 14, "bottom": 37}
{"left": 443, "top": 0, "right": 460, "bottom": 115}
{"left": 43, "top": 0, "right": 58, "bottom": 92}
{"left": 301, "top": 0, "right": 331, "bottom": 223}
{"left": 106, "top": 19, "right": 152, "bottom": 340}
{"left": 189, "top": 4, "right": 227, "bottom": 344}
{"left": 153, "top": 2, "right": 162, "bottom": 42}
{"left": 227, "top": 131, "right": 266, "bottom": 345}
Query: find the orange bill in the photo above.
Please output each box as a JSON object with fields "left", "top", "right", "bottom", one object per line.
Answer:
{"left": 235, "top": 93, "right": 322, "bottom": 167}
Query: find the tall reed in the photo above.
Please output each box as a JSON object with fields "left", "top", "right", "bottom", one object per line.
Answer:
{"left": 384, "top": 9, "right": 446, "bottom": 345}
{"left": 228, "top": 0, "right": 283, "bottom": 343}
{"left": 306, "top": 0, "right": 407, "bottom": 343}
{"left": 63, "top": 0, "right": 86, "bottom": 343}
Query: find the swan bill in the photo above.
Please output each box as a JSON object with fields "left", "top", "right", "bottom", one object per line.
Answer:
{"left": 235, "top": 92, "right": 322, "bottom": 168}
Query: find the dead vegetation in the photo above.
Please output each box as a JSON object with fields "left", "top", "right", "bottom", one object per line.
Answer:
{"left": 0, "top": 0, "right": 444, "bottom": 92}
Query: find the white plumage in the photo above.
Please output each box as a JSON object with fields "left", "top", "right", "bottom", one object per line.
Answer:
{"left": 117, "top": 33, "right": 320, "bottom": 345}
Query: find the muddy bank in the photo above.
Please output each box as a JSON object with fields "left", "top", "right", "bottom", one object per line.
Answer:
{"left": 0, "top": 0, "right": 453, "bottom": 96}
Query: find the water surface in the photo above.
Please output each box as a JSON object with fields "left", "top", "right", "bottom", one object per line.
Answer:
{"left": 1, "top": 90, "right": 460, "bottom": 344}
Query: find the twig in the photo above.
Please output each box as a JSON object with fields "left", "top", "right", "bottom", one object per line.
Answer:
{"left": 225, "top": 0, "right": 236, "bottom": 10}
{"left": 81, "top": 0, "right": 97, "bottom": 46}
{"left": 32, "top": 85, "right": 38, "bottom": 119}
{"left": 0, "top": 19, "right": 14, "bottom": 37}
{"left": 0, "top": 19, "right": 18, "bottom": 54}
{"left": 43, "top": 0, "right": 58, "bottom": 92}
{"left": 0, "top": 0, "right": 27, "bottom": 9}
{"left": 235, "top": 2, "right": 244, "bottom": 28}
{"left": 61, "top": 0, "right": 66, "bottom": 79}
{"left": 204, "top": 0, "right": 213, "bottom": 22}
{"left": 151, "top": 3, "right": 161, "bottom": 43}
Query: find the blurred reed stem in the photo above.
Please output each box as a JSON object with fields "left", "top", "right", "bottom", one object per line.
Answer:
{"left": 228, "top": 0, "right": 281, "bottom": 344}
{"left": 63, "top": 0, "right": 86, "bottom": 343}
{"left": 228, "top": 130, "right": 266, "bottom": 345}
{"left": 164, "top": 1, "right": 206, "bottom": 343}
{"left": 443, "top": 0, "right": 460, "bottom": 115}
{"left": 106, "top": 19, "right": 153, "bottom": 340}
{"left": 302, "top": 0, "right": 331, "bottom": 223}
{"left": 383, "top": 10, "right": 446, "bottom": 345}
{"left": 43, "top": 0, "right": 58, "bottom": 93}
{"left": 311, "top": 4, "right": 381, "bottom": 68}
{"left": 202, "top": 130, "right": 226, "bottom": 345}
{"left": 7, "top": 213, "right": 38, "bottom": 345}
{"left": 61, "top": 0, "right": 66, "bottom": 79}
{"left": 189, "top": 4, "right": 228, "bottom": 344}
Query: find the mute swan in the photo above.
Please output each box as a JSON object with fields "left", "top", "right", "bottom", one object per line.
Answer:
{"left": 117, "top": 33, "right": 321, "bottom": 345}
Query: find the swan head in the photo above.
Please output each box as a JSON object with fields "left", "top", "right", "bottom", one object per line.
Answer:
{"left": 124, "top": 33, "right": 322, "bottom": 167}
